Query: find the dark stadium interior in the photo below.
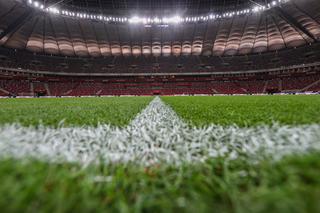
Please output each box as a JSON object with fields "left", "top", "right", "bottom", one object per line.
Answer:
{"left": 0, "top": 0, "right": 319, "bottom": 96}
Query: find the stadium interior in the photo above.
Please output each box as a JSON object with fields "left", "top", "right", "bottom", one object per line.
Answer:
{"left": 1, "top": 1, "right": 320, "bottom": 212}
{"left": 0, "top": 0, "right": 319, "bottom": 97}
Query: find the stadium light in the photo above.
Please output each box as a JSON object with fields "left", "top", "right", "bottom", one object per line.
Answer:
{"left": 24, "top": 0, "right": 290, "bottom": 25}
{"left": 33, "top": 1, "right": 39, "bottom": 7}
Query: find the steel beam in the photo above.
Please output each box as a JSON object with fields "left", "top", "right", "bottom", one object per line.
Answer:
{"left": 273, "top": 7, "right": 317, "bottom": 42}
{"left": 0, "top": 9, "right": 34, "bottom": 41}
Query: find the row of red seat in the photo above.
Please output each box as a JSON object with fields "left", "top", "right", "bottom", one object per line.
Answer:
{"left": 1, "top": 74, "right": 319, "bottom": 96}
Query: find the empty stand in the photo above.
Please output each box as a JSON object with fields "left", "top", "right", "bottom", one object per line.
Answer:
{"left": 0, "top": 66, "right": 319, "bottom": 96}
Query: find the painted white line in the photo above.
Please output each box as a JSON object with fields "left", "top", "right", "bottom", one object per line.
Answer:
{"left": 0, "top": 97, "right": 319, "bottom": 166}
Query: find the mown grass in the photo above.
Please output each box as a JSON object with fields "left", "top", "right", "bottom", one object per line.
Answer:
{"left": 162, "top": 95, "right": 320, "bottom": 127}
{"left": 1, "top": 95, "right": 320, "bottom": 212}
{"left": 0, "top": 153, "right": 319, "bottom": 213}
{"left": 0, "top": 97, "right": 152, "bottom": 127}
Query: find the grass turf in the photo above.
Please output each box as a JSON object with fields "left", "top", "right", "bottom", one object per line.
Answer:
{"left": 162, "top": 95, "right": 320, "bottom": 127}
{"left": 1, "top": 95, "right": 320, "bottom": 212}
{"left": 0, "top": 97, "right": 152, "bottom": 127}
{"left": 0, "top": 153, "right": 319, "bottom": 213}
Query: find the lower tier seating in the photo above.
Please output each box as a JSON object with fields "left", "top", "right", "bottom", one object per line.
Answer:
{"left": 1, "top": 72, "right": 319, "bottom": 96}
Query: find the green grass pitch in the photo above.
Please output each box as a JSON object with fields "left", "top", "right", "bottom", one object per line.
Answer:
{"left": 0, "top": 97, "right": 152, "bottom": 127}
{"left": 163, "top": 95, "right": 320, "bottom": 126}
{"left": 0, "top": 95, "right": 319, "bottom": 213}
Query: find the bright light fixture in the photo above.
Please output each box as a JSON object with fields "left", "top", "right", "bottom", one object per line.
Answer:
{"left": 24, "top": 0, "right": 290, "bottom": 25}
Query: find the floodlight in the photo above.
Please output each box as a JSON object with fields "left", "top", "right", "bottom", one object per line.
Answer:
{"left": 24, "top": 0, "right": 291, "bottom": 25}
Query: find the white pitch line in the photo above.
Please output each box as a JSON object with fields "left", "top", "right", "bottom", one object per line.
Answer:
{"left": 0, "top": 97, "right": 320, "bottom": 166}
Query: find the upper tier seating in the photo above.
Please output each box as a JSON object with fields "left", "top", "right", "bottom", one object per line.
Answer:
{"left": 0, "top": 43, "right": 319, "bottom": 74}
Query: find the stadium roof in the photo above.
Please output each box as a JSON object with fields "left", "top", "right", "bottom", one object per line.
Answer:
{"left": 0, "top": 0, "right": 319, "bottom": 58}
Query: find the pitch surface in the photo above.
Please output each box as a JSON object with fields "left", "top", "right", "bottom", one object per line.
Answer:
{"left": 0, "top": 97, "right": 152, "bottom": 127}
{"left": 162, "top": 95, "right": 320, "bottom": 126}
{"left": 0, "top": 95, "right": 319, "bottom": 212}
